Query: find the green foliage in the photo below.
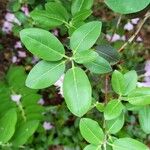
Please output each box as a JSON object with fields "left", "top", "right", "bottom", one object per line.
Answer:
{"left": 63, "top": 67, "right": 92, "bottom": 117}
{"left": 84, "top": 55, "right": 112, "bottom": 74}
{"left": 139, "top": 106, "right": 150, "bottom": 134}
{"left": 106, "top": 113, "right": 124, "bottom": 134}
{"left": 84, "top": 144, "right": 101, "bottom": 150}
{"left": 111, "top": 70, "right": 125, "bottom": 95}
{"left": 111, "top": 70, "right": 138, "bottom": 96}
{"left": 104, "top": 99, "right": 124, "bottom": 120}
{"left": 96, "top": 45, "right": 120, "bottom": 65}
{"left": 11, "top": 120, "right": 39, "bottom": 147}
{"left": 105, "top": 0, "right": 150, "bottom": 14}
{"left": 79, "top": 118, "right": 104, "bottom": 145}
{"left": 0, "top": 109, "right": 17, "bottom": 143}
{"left": 0, "top": 66, "right": 44, "bottom": 147}
{"left": 128, "top": 88, "right": 150, "bottom": 105}
{"left": 3, "top": 0, "right": 150, "bottom": 149}
{"left": 70, "top": 21, "right": 102, "bottom": 53}
{"left": 113, "top": 138, "right": 149, "bottom": 150}
{"left": 71, "top": 0, "right": 93, "bottom": 15}
{"left": 20, "top": 28, "right": 65, "bottom": 61}
{"left": 26, "top": 60, "right": 65, "bottom": 89}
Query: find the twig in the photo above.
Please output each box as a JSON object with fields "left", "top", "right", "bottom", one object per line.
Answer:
{"left": 104, "top": 75, "right": 109, "bottom": 104}
{"left": 118, "top": 11, "right": 150, "bottom": 52}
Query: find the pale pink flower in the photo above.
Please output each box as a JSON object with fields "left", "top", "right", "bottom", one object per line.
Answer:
{"left": 137, "top": 60, "right": 150, "bottom": 87}
{"left": 111, "top": 34, "right": 121, "bottom": 42}
{"left": 52, "top": 29, "right": 59, "bottom": 36}
{"left": 106, "top": 34, "right": 121, "bottom": 42}
{"left": 54, "top": 74, "right": 64, "bottom": 96}
{"left": 43, "top": 122, "right": 53, "bottom": 130}
{"left": 14, "top": 41, "right": 22, "bottom": 49}
{"left": 31, "top": 56, "right": 39, "bottom": 64}
{"left": 11, "top": 94, "right": 22, "bottom": 104}
{"left": 38, "top": 98, "right": 45, "bottom": 105}
{"left": 12, "top": 56, "right": 18, "bottom": 63}
{"left": 21, "top": 6, "right": 29, "bottom": 16}
{"left": 18, "top": 51, "right": 26, "bottom": 58}
{"left": 136, "top": 36, "right": 143, "bottom": 42}
{"left": 124, "top": 22, "right": 134, "bottom": 31}
{"left": 145, "top": 60, "right": 150, "bottom": 77}
{"left": 5, "top": 13, "right": 15, "bottom": 22}
{"left": 2, "top": 21, "right": 13, "bottom": 33}
{"left": 131, "top": 18, "right": 140, "bottom": 25}
{"left": 5, "top": 12, "right": 21, "bottom": 25}
{"left": 121, "top": 35, "right": 126, "bottom": 41}
{"left": 137, "top": 82, "right": 150, "bottom": 87}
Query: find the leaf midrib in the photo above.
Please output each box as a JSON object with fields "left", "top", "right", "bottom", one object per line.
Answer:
{"left": 72, "top": 68, "right": 80, "bottom": 114}
{"left": 25, "top": 34, "right": 65, "bottom": 58}
{"left": 29, "top": 61, "right": 64, "bottom": 85}
{"left": 83, "top": 121, "right": 102, "bottom": 144}
{"left": 74, "top": 24, "right": 98, "bottom": 53}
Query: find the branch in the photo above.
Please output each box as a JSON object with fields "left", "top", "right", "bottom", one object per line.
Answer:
{"left": 118, "top": 11, "right": 150, "bottom": 52}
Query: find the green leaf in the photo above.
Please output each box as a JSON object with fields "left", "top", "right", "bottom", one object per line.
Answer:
{"left": 45, "top": 2, "right": 69, "bottom": 21}
{"left": 0, "top": 109, "right": 17, "bottom": 143}
{"left": 106, "top": 113, "right": 124, "bottom": 134}
{"left": 84, "top": 144, "right": 101, "bottom": 150}
{"left": 70, "top": 21, "right": 102, "bottom": 53}
{"left": 111, "top": 70, "right": 125, "bottom": 95}
{"left": 123, "top": 71, "right": 138, "bottom": 95}
{"left": 128, "top": 88, "right": 150, "bottom": 105}
{"left": 104, "top": 100, "right": 124, "bottom": 120}
{"left": 84, "top": 55, "right": 112, "bottom": 74}
{"left": 63, "top": 67, "right": 92, "bottom": 117}
{"left": 6, "top": 66, "right": 26, "bottom": 90}
{"left": 20, "top": 28, "right": 65, "bottom": 61}
{"left": 11, "top": 120, "right": 39, "bottom": 147}
{"left": 74, "top": 50, "right": 99, "bottom": 64}
{"left": 72, "top": 10, "right": 92, "bottom": 23}
{"left": 105, "top": 0, "right": 150, "bottom": 14}
{"left": 96, "top": 102, "right": 105, "bottom": 112}
{"left": 113, "top": 138, "right": 149, "bottom": 150}
{"left": 30, "top": 10, "right": 64, "bottom": 28}
{"left": 139, "top": 106, "right": 150, "bottom": 134}
{"left": 71, "top": 0, "right": 93, "bottom": 15}
{"left": 79, "top": 118, "right": 104, "bottom": 145}
{"left": 26, "top": 60, "right": 65, "bottom": 89}
{"left": 96, "top": 45, "right": 120, "bottom": 65}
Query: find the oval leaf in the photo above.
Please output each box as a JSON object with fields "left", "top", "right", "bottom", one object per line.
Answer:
{"left": 96, "top": 45, "right": 120, "bottom": 65}
{"left": 70, "top": 21, "right": 102, "bottom": 53}
{"left": 84, "top": 55, "right": 112, "bottom": 74}
{"left": 20, "top": 28, "right": 65, "bottom": 61}
{"left": 71, "top": 0, "right": 93, "bottom": 15}
{"left": 105, "top": 0, "right": 150, "bottom": 14}
{"left": 123, "top": 70, "right": 138, "bottom": 95}
{"left": 128, "top": 87, "right": 150, "bottom": 105}
{"left": 72, "top": 10, "right": 92, "bottom": 23}
{"left": 26, "top": 60, "right": 65, "bottom": 89}
{"left": 84, "top": 144, "right": 101, "bottom": 150}
{"left": 111, "top": 70, "right": 125, "bottom": 95}
{"left": 63, "top": 67, "right": 92, "bottom": 117}
{"left": 11, "top": 120, "right": 39, "bottom": 147}
{"left": 106, "top": 113, "right": 124, "bottom": 134}
{"left": 74, "top": 50, "right": 99, "bottom": 64}
{"left": 113, "top": 138, "right": 149, "bottom": 150}
{"left": 80, "top": 118, "right": 104, "bottom": 145}
{"left": 139, "top": 106, "right": 150, "bottom": 134}
{"left": 104, "top": 100, "right": 124, "bottom": 120}
{"left": 45, "top": 2, "right": 69, "bottom": 21}
{"left": 30, "top": 10, "right": 64, "bottom": 28}
{"left": 0, "top": 109, "right": 17, "bottom": 143}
